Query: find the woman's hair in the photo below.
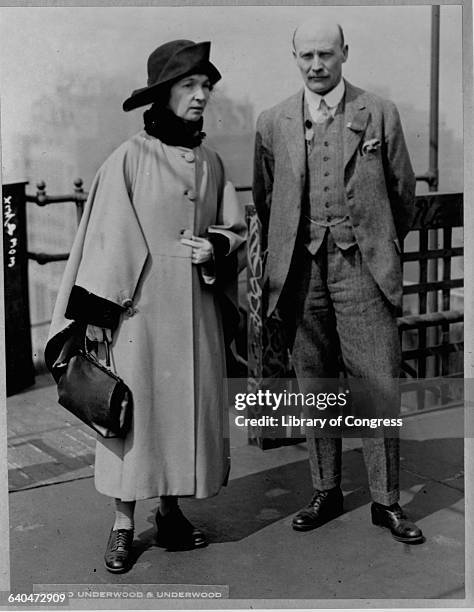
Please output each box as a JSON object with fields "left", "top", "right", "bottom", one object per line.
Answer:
{"left": 160, "top": 72, "right": 215, "bottom": 105}
{"left": 142, "top": 84, "right": 170, "bottom": 132}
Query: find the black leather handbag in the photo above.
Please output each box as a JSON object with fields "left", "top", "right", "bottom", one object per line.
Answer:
{"left": 55, "top": 333, "right": 132, "bottom": 438}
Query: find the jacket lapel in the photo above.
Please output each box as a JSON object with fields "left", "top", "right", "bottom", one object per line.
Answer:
{"left": 343, "top": 81, "right": 370, "bottom": 169}
{"left": 282, "top": 90, "right": 306, "bottom": 182}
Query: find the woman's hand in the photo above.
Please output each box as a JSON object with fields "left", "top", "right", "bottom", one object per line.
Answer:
{"left": 86, "top": 325, "right": 112, "bottom": 343}
{"left": 180, "top": 235, "right": 214, "bottom": 264}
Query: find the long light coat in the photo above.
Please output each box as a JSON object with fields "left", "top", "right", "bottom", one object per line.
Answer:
{"left": 253, "top": 80, "right": 416, "bottom": 316}
{"left": 47, "top": 131, "right": 246, "bottom": 501}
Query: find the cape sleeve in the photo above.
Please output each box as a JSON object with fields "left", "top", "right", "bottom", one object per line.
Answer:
{"left": 45, "top": 140, "right": 149, "bottom": 373}
{"left": 206, "top": 179, "right": 248, "bottom": 353}
{"left": 70, "top": 144, "right": 149, "bottom": 325}
{"left": 203, "top": 159, "right": 247, "bottom": 286}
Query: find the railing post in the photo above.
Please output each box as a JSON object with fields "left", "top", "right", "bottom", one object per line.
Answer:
{"left": 2, "top": 182, "right": 35, "bottom": 395}
{"left": 73, "top": 178, "right": 85, "bottom": 224}
{"left": 36, "top": 180, "right": 47, "bottom": 205}
{"left": 427, "top": 6, "right": 441, "bottom": 374}
{"left": 245, "top": 203, "right": 302, "bottom": 448}
{"left": 246, "top": 207, "right": 263, "bottom": 378}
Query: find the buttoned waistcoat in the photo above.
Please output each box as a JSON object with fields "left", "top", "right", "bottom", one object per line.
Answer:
{"left": 303, "top": 101, "right": 356, "bottom": 254}
{"left": 253, "top": 80, "right": 416, "bottom": 316}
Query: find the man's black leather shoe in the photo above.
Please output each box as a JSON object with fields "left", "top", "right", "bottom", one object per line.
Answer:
{"left": 156, "top": 507, "right": 207, "bottom": 550}
{"left": 104, "top": 529, "right": 134, "bottom": 573}
{"left": 371, "top": 502, "right": 424, "bottom": 544}
{"left": 292, "top": 487, "right": 344, "bottom": 531}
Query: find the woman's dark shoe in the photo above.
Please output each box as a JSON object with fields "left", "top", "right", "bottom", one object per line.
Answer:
{"left": 292, "top": 487, "right": 344, "bottom": 531}
{"left": 104, "top": 529, "right": 134, "bottom": 573}
{"left": 371, "top": 502, "right": 424, "bottom": 544}
{"left": 155, "top": 507, "right": 207, "bottom": 550}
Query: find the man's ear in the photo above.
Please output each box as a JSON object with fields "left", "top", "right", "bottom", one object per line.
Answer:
{"left": 342, "top": 45, "right": 349, "bottom": 63}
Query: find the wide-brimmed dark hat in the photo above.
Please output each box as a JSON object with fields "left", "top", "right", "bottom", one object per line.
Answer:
{"left": 123, "top": 39, "right": 221, "bottom": 111}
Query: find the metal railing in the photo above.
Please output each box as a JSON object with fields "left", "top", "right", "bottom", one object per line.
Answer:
{"left": 26, "top": 179, "right": 87, "bottom": 265}
{"left": 2, "top": 179, "right": 464, "bottom": 405}
{"left": 244, "top": 190, "right": 463, "bottom": 447}
{"left": 26, "top": 180, "right": 463, "bottom": 380}
{"left": 25, "top": 182, "right": 464, "bottom": 373}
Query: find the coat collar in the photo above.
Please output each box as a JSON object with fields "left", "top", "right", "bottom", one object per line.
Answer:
{"left": 281, "top": 79, "right": 370, "bottom": 179}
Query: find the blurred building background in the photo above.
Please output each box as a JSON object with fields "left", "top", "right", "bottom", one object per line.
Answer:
{"left": 0, "top": 5, "right": 463, "bottom": 367}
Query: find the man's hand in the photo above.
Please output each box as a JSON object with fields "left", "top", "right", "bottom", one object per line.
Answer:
{"left": 181, "top": 235, "right": 214, "bottom": 264}
{"left": 86, "top": 325, "right": 112, "bottom": 343}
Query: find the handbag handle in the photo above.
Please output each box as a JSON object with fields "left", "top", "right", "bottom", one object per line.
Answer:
{"left": 84, "top": 328, "right": 112, "bottom": 369}
{"left": 102, "top": 330, "right": 111, "bottom": 367}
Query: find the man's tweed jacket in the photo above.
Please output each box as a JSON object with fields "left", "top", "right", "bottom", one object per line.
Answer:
{"left": 253, "top": 80, "right": 416, "bottom": 316}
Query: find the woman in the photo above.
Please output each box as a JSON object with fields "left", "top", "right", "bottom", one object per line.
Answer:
{"left": 45, "top": 39, "right": 246, "bottom": 573}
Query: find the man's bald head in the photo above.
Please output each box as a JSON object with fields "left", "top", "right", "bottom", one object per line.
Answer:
{"left": 292, "top": 18, "right": 348, "bottom": 95}
{"left": 292, "top": 20, "right": 345, "bottom": 52}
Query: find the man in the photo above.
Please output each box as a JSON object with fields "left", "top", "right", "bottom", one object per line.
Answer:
{"left": 253, "top": 19, "right": 423, "bottom": 543}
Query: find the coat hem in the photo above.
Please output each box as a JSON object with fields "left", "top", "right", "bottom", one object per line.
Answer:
{"left": 94, "top": 480, "right": 224, "bottom": 502}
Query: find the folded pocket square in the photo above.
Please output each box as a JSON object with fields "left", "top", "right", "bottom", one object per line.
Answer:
{"left": 362, "top": 138, "right": 381, "bottom": 154}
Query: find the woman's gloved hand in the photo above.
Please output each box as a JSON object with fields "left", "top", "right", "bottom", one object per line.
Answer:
{"left": 180, "top": 235, "right": 214, "bottom": 265}
{"left": 86, "top": 325, "right": 112, "bottom": 343}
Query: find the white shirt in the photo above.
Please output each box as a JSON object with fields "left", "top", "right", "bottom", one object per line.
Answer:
{"left": 304, "top": 79, "right": 346, "bottom": 123}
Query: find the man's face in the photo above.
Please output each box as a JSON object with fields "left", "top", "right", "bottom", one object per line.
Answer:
{"left": 293, "top": 28, "right": 348, "bottom": 95}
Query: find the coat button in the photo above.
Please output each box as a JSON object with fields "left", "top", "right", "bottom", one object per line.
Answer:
{"left": 185, "top": 189, "right": 197, "bottom": 201}
{"left": 121, "top": 298, "right": 136, "bottom": 317}
{"left": 184, "top": 152, "right": 195, "bottom": 162}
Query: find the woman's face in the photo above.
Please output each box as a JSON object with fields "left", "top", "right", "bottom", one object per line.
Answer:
{"left": 168, "top": 74, "right": 212, "bottom": 122}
